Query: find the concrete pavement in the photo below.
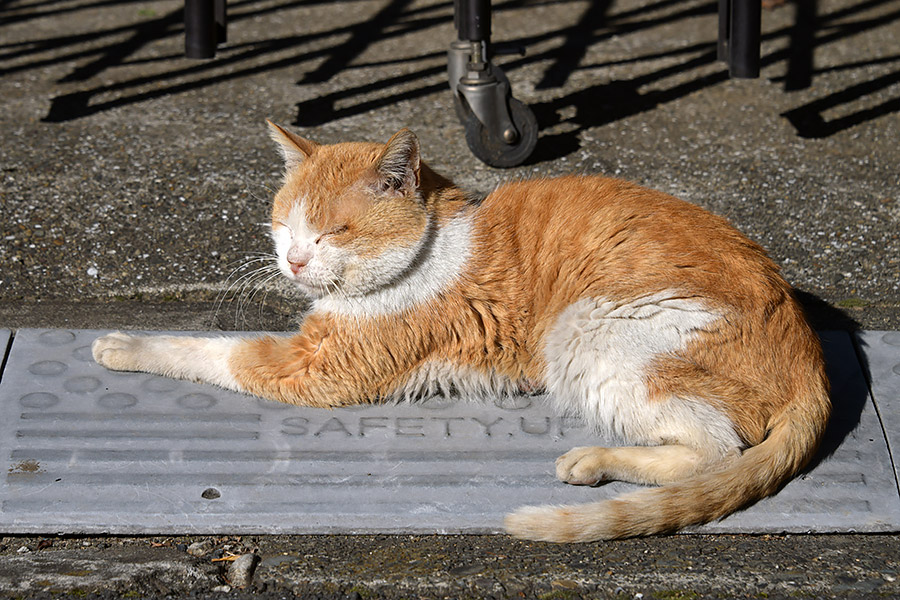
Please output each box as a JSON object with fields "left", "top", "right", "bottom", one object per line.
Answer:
{"left": 1, "top": 0, "right": 899, "bottom": 595}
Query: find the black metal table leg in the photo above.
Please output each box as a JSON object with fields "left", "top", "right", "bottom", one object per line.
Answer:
{"left": 185, "top": 0, "right": 216, "bottom": 58}
{"left": 185, "top": 0, "right": 226, "bottom": 58}
{"left": 719, "top": 0, "right": 761, "bottom": 77}
{"left": 717, "top": 0, "right": 730, "bottom": 62}
{"left": 730, "top": 0, "right": 761, "bottom": 77}
{"left": 456, "top": 0, "right": 490, "bottom": 44}
{"left": 215, "top": 0, "right": 227, "bottom": 46}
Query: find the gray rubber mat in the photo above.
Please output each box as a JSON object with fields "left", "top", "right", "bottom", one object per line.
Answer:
{"left": 856, "top": 331, "right": 900, "bottom": 491}
{"left": 1, "top": 329, "right": 898, "bottom": 535}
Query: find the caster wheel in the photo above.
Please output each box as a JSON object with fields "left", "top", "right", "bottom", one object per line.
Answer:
{"left": 452, "top": 93, "right": 469, "bottom": 123}
{"left": 463, "top": 98, "right": 538, "bottom": 168}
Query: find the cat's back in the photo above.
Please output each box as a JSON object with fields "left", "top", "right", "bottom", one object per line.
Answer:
{"left": 473, "top": 174, "right": 780, "bottom": 304}
{"left": 481, "top": 174, "right": 734, "bottom": 245}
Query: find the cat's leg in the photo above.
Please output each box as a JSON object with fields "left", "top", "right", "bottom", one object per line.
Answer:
{"left": 555, "top": 444, "right": 738, "bottom": 486}
{"left": 93, "top": 332, "right": 246, "bottom": 390}
{"left": 93, "top": 321, "right": 386, "bottom": 407}
{"left": 552, "top": 388, "right": 745, "bottom": 487}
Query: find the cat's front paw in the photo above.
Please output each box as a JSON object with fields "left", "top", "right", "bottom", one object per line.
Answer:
{"left": 92, "top": 332, "right": 146, "bottom": 372}
{"left": 556, "top": 446, "right": 609, "bottom": 486}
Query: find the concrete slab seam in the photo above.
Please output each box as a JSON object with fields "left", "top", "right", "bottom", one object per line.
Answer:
{"left": 0, "top": 330, "right": 12, "bottom": 386}
{"left": 855, "top": 331, "right": 900, "bottom": 499}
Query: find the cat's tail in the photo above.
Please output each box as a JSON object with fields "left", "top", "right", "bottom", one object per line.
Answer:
{"left": 504, "top": 385, "right": 830, "bottom": 542}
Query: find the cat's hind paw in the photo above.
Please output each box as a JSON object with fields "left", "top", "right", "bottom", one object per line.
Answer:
{"left": 92, "top": 332, "right": 146, "bottom": 372}
{"left": 556, "top": 446, "right": 610, "bottom": 486}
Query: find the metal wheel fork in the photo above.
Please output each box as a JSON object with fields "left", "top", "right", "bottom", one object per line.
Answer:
{"left": 447, "top": 0, "right": 537, "bottom": 168}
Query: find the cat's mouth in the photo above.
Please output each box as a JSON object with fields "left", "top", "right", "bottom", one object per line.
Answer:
{"left": 284, "top": 267, "right": 339, "bottom": 297}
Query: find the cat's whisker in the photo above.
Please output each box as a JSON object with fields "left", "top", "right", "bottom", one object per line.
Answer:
{"left": 216, "top": 259, "right": 277, "bottom": 303}
{"left": 330, "top": 286, "right": 361, "bottom": 332}
{"left": 213, "top": 265, "right": 267, "bottom": 326}
{"left": 214, "top": 258, "right": 281, "bottom": 328}
{"left": 231, "top": 251, "right": 275, "bottom": 260}
{"left": 219, "top": 252, "right": 277, "bottom": 279}
{"left": 320, "top": 275, "right": 365, "bottom": 333}
{"left": 246, "top": 270, "right": 285, "bottom": 329}
{"left": 245, "top": 181, "right": 279, "bottom": 203}
{"left": 218, "top": 274, "right": 270, "bottom": 329}
{"left": 221, "top": 257, "right": 276, "bottom": 275}
{"left": 233, "top": 266, "right": 281, "bottom": 328}
{"left": 239, "top": 266, "right": 280, "bottom": 302}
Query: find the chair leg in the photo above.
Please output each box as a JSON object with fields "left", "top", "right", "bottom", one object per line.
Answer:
{"left": 719, "top": 0, "right": 761, "bottom": 77}
{"left": 215, "top": 0, "right": 227, "bottom": 46}
{"left": 717, "top": 0, "right": 730, "bottom": 62}
{"left": 185, "top": 0, "right": 216, "bottom": 58}
{"left": 729, "top": 0, "right": 761, "bottom": 78}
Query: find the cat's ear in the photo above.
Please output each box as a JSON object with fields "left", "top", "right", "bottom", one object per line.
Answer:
{"left": 372, "top": 128, "right": 420, "bottom": 196}
{"left": 267, "top": 120, "right": 318, "bottom": 172}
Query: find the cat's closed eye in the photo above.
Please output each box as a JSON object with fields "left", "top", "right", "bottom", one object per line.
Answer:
{"left": 273, "top": 220, "right": 292, "bottom": 235}
{"left": 316, "top": 225, "right": 349, "bottom": 244}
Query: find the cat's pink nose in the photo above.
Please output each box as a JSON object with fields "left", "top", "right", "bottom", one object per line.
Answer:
{"left": 287, "top": 245, "right": 313, "bottom": 275}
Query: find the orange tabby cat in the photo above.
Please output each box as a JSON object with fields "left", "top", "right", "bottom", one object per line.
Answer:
{"left": 93, "top": 122, "right": 831, "bottom": 542}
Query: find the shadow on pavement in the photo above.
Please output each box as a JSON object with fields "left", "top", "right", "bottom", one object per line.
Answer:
{"left": 795, "top": 290, "right": 867, "bottom": 470}
{"left": 1, "top": 0, "right": 896, "bottom": 151}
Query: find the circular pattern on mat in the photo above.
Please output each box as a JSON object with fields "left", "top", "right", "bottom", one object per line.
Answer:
{"left": 176, "top": 393, "right": 217, "bottom": 409}
{"left": 19, "top": 392, "right": 61, "bottom": 408}
{"left": 493, "top": 396, "right": 533, "bottom": 410}
{"left": 37, "top": 330, "right": 76, "bottom": 346}
{"left": 98, "top": 393, "right": 139, "bottom": 409}
{"left": 141, "top": 376, "right": 179, "bottom": 393}
{"left": 72, "top": 344, "right": 95, "bottom": 362}
{"left": 28, "top": 360, "right": 67, "bottom": 376}
{"left": 64, "top": 376, "right": 101, "bottom": 393}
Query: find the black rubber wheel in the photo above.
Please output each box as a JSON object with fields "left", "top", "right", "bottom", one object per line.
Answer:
{"left": 463, "top": 98, "right": 538, "bottom": 168}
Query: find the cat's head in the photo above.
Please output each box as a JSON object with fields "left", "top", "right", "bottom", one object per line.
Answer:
{"left": 267, "top": 122, "right": 430, "bottom": 300}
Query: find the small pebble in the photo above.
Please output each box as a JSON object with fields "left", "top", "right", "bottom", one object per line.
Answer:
{"left": 211, "top": 585, "right": 232, "bottom": 593}
{"left": 552, "top": 579, "right": 579, "bottom": 590}
{"left": 16, "top": 546, "right": 30, "bottom": 554}
{"left": 227, "top": 553, "right": 260, "bottom": 588}
{"left": 187, "top": 541, "right": 213, "bottom": 557}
